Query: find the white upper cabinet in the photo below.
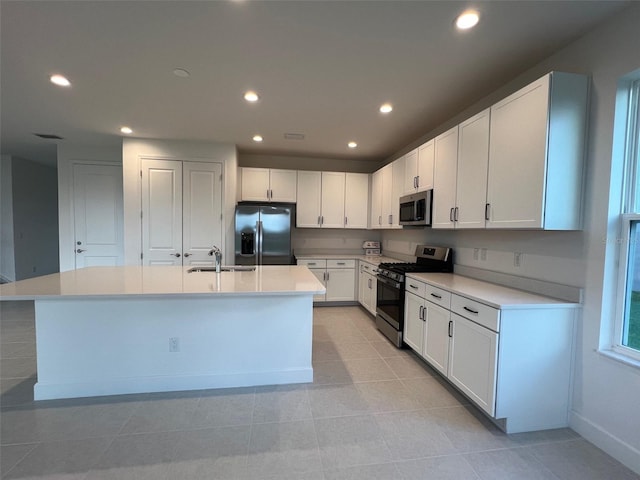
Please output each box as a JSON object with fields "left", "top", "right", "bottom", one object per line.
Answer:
{"left": 320, "top": 171, "right": 346, "bottom": 228}
{"left": 404, "top": 143, "right": 434, "bottom": 195}
{"left": 390, "top": 159, "right": 405, "bottom": 228}
{"left": 371, "top": 161, "right": 403, "bottom": 229}
{"left": 296, "top": 171, "right": 322, "bottom": 227}
{"left": 432, "top": 126, "right": 459, "bottom": 229}
{"left": 297, "top": 171, "right": 368, "bottom": 229}
{"left": 370, "top": 168, "right": 384, "bottom": 228}
{"left": 486, "top": 72, "right": 588, "bottom": 230}
{"left": 241, "top": 167, "right": 297, "bottom": 203}
{"left": 455, "top": 109, "right": 490, "bottom": 229}
{"left": 344, "top": 173, "right": 369, "bottom": 229}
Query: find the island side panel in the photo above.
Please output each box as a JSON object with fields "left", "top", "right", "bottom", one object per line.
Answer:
{"left": 34, "top": 295, "right": 313, "bottom": 400}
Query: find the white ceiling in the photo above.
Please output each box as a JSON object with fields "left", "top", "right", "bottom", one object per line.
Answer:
{"left": 0, "top": 1, "right": 630, "bottom": 167}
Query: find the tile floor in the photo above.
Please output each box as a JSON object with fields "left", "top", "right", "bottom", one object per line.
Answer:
{"left": 1, "top": 301, "right": 638, "bottom": 479}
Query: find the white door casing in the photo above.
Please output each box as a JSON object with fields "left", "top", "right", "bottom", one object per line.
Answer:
{"left": 73, "top": 164, "right": 124, "bottom": 268}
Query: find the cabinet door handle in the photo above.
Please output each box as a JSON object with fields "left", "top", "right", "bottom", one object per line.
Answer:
{"left": 485, "top": 203, "right": 490, "bottom": 221}
{"left": 76, "top": 248, "right": 86, "bottom": 253}
{"left": 454, "top": 207, "right": 459, "bottom": 222}
{"left": 449, "top": 208, "right": 454, "bottom": 222}
{"left": 321, "top": 216, "right": 324, "bottom": 225}
{"left": 408, "top": 284, "right": 418, "bottom": 290}
{"left": 448, "top": 320, "right": 453, "bottom": 338}
{"left": 317, "top": 216, "right": 321, "bottom": 225}
{"left": 337, "top": 262, "right": 346, "bottom": 265}
{"left": 414, "top": 176, "right": 417, "bottom": 188}
{"left": 463, "top": 306, "right": 479, "bottom": 315}
{"left": 388, "top": 214, "right": 393, "bottom": 224}
{"left": 430, "top": 293, "right": 442, "bottom": 299}
{"left": 345, "top": 216, "right": 348, "bottom": 226}
{"left": 308, "top": 262, "right": 316, "bottom": 266}
{"left": 326, "top": 271, "right": 329, "bottom": 281}
{"left": 419, "top": 305, "right": 425, "bottom": 321}
{"left": 416, "top": 175, "right": 420, "bottom": 188}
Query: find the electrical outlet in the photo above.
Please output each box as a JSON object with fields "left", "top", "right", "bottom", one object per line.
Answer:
{"left": 480, "top": 248, "right": 487, "bottom": 261}
{"left": 514, "top": 252, "right": 522, "bottom": 267}
{"left": 473, "top": 248, "right": 479, "bottom": 261}
{"left": 169, "top": 337, "right": 180, "bottom": 352}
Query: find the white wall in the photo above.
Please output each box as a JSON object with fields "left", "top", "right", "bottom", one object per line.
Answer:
{"left": 292, "top": 228, "right": 381, "bottom": 256}
{"left": 0, "top": 155, "right": 15, "bottom": 282}
{"left": 57, "top": 145, "right": 123, "bottom": 272}
{"left": 10, "top": 156, "right": 59, "bottom": 280}
{"left": 382, "top": 4, "right": 640, "bottom": 472}
{"left": 122, "top": 139, "right": 237, "bottom": 265}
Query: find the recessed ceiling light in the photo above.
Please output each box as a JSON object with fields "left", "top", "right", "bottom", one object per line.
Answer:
{"left": 379, "top": 103, "right": 393, "bottom": 114}
{"left": 120, "top": 126, "right": 133, "bottom": 134}
{"left": 50, "top": 74, "right": 71, "bottom": 87}
{"left": 244, "top": 91, "right": 259, "bottom": 102}
{"left": 348, "top": 142, "right": 357, "bottom": 149}
{"left": 456, "top": 10, "right": 480, "bottom": 30}
{"left": 173, "top": 68, "right": 190, "bottom": 78}
{"left": 252, "top": 135, "right": 263, "bottom": 142}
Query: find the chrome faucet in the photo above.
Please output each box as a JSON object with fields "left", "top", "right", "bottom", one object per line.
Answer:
{"left": 208, "top": 246, "right": 222, "bottom": 273}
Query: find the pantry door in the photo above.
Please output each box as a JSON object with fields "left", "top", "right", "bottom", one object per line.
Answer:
{"left": 73, "top": 164, "right": 124, "bottom": 268}
{"left": 141, "top": 159, "right": 183, "bottom": 265}
{"left": 182, "top": 161, "right": 223, "bottom": 266}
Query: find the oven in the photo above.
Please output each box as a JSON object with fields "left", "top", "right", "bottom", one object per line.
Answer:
{"left": 375, "top": 245, "right": 453, "bottom": 348}
{"left": 375, "top": 274, "right": 404, "bottom": 347}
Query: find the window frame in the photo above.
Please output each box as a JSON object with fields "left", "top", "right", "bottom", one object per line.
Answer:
{"left": 613, "top": 76, "right": 640, "bottom": 361}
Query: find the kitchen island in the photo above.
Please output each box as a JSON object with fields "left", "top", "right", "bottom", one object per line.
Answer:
{"left": 0, "top": 265, "right": 325, "bottom": 400}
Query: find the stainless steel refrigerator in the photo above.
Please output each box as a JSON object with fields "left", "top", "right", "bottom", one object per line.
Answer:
{"left": 235, "top": 204, "right": 294, "bottom": 265}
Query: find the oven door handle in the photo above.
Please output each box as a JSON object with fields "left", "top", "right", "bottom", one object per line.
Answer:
{"left": 376, "top": 275, "right": 402, "bottom": 289}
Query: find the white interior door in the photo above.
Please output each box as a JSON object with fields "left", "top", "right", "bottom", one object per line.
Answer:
{"left": 141, "top": 159, "right": 183, "bottom": 265}
{"left": 73, "top": 164, "right": 124, "bottom": 268}
{"left": 183, "top": 162, "right": 223, "bottom": 266}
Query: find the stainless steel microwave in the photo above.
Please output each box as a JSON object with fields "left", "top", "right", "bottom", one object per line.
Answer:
{"left": 399, "top": 190, "right": 432, "bottom": 226}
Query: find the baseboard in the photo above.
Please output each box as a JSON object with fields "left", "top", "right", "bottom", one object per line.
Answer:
{"left": 570, "top": 410, "right": 640, "bottom": 475}
{"left": 34, "top": 368, "right": 314, "bottom": 401}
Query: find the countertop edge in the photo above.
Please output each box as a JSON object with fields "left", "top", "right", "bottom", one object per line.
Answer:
{"left": 406, "top": 272, "right": 580, "bottom": 309}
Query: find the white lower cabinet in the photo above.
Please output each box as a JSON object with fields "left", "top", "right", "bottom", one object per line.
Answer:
{"left": 358, "top": 261, "right": 377, "bottom": 315}
{"left": 297, "top": 258, "right": 355, "bottom": 302}
{"left": 448, "top": 312, "right": 498, "bottom": 416}
{"left": 403, "top": 273, "right": 578, "bottom": 433}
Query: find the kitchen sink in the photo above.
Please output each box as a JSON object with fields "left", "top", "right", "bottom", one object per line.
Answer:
{"left": 187, "top": 266, "right": 256, "bottom": 273}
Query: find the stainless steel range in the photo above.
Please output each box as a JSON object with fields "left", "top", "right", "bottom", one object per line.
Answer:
{"left": 376, "top": 245, "right": 453, "bottom": 347}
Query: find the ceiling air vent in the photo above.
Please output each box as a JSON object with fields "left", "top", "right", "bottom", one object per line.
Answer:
{"left": 34, "top": 133, "right": 63, "bottom": 140}
{"left": 283, "top": 133, "right": 305, "bottom": 141}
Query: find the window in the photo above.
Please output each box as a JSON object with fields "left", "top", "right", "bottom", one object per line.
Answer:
{"left": 616, "top": 77, "right": 640, "bottom": 360}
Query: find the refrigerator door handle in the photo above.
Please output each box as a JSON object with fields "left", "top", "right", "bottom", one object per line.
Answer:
{"left": 255, "top": 221, "right": 261, "bottom": 264}
{"left": 258, "top": 220, "right": 264, "bottom": 265}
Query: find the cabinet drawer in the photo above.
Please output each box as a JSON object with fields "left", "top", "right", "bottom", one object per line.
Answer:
{"left": 451, "top": 294, "right": 500, "bottom": 332}
{"left": 360, "top": 261, "right": 377, "bottom": 274}
{"left": 297, "top": 259, "right": 327, "bottom": 268}
{"left": 327, "top": 259, "right": 355, "bottom": 268}
{"left": 424, "top": 284, "right": 451, "bottom": 309}
{"left": 405, "top": 278, "right": 426, "bottom": 298}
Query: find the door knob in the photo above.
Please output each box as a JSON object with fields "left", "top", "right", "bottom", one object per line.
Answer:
{"left": 183, "top": 253, "right": 191, "bottom": 257}
{"left": 76, "top": 248, "right": 86, "bottom": 253}
{"left": 171, "top": 253, "right": 181, "bottom": 257}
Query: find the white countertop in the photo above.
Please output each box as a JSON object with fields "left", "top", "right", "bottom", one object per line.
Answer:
{"left": 407, "top": 272, "right": 579, "bottom": 309}
{"left": 0, "top": 265, "right": 326, "bottom": 300}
